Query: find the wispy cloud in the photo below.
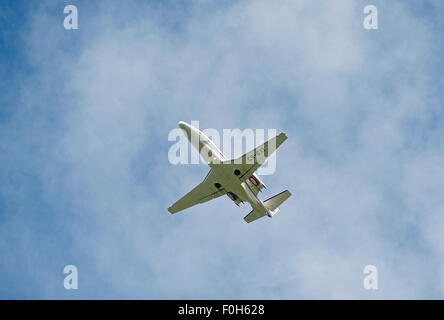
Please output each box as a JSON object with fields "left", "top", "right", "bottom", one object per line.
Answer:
{"left": 0, "top": 0, "right": 443, "bottom": 298}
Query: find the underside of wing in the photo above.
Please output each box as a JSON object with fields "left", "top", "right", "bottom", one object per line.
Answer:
{"left": 168, "top": 170, "right": 225, "bottom": 214}
{"left": 222, "top": 132, "right": 288, "bottom": 181}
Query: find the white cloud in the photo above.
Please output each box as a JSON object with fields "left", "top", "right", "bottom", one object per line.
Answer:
{"left": 1, "top": 0, "right": 443, "bottom": 298}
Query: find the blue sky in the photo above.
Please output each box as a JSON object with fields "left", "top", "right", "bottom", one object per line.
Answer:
{"left": 0, "top": 0, "right": 444, "bottom": 299}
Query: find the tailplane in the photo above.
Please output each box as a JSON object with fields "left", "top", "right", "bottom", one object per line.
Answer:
{"left": 263, "top": 190, "right": 291, "bottom": 217}
{"left": 243, "top": 190, "right": 292, "bottom": 223}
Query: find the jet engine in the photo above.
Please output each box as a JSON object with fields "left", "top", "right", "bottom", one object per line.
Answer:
{"left": 246, "top": 173, "right": 266, "bottom": 191}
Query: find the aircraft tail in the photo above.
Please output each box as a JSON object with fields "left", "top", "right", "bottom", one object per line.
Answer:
{"left": 263, "top": 189, "right": 291, "bottom": 216}
{"left": 243, "top": 190, "right": 292, "bottom": 223}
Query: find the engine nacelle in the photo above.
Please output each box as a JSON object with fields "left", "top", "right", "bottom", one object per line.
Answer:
{"left": 248, "top": 175, "right": 260, "bottom": 186}
{"left": 247, "top": 174, "right": 266, "bottom": 191}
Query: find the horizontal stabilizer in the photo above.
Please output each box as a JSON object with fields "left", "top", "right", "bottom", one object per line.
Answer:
{"left": 263, "top": 190, "right": 291, "bottom": 213}
{"left": 243, "top": 208, "right": 267, "bottom": 223}
{"left": 243, "top": 190, "right": 292, "bottom": 223}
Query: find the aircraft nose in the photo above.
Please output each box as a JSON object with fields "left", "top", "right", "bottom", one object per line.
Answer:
{"left": 178, "top": 121, "right": 192, "bottom": 139}
{"left": 178, "top": 121, "right": 189, "bottom": 130}
{"left": 179, "top": 121, "right": 191, "bottom": 131}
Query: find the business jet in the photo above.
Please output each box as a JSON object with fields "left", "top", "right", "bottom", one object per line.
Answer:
{"left": 168, "top": 121, "right": 291, "bottom": 223}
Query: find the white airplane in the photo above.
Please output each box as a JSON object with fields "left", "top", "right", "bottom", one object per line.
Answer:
{"left": 168, "top": 121, "right": 292, "bottom": 223}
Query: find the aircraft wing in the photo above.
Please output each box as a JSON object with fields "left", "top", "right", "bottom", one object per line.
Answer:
{"left": 222, "top": 132, "right": 288, "bottom": 181}
{"left": 168, "top": 171, "right": 225, "bottom": 214}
